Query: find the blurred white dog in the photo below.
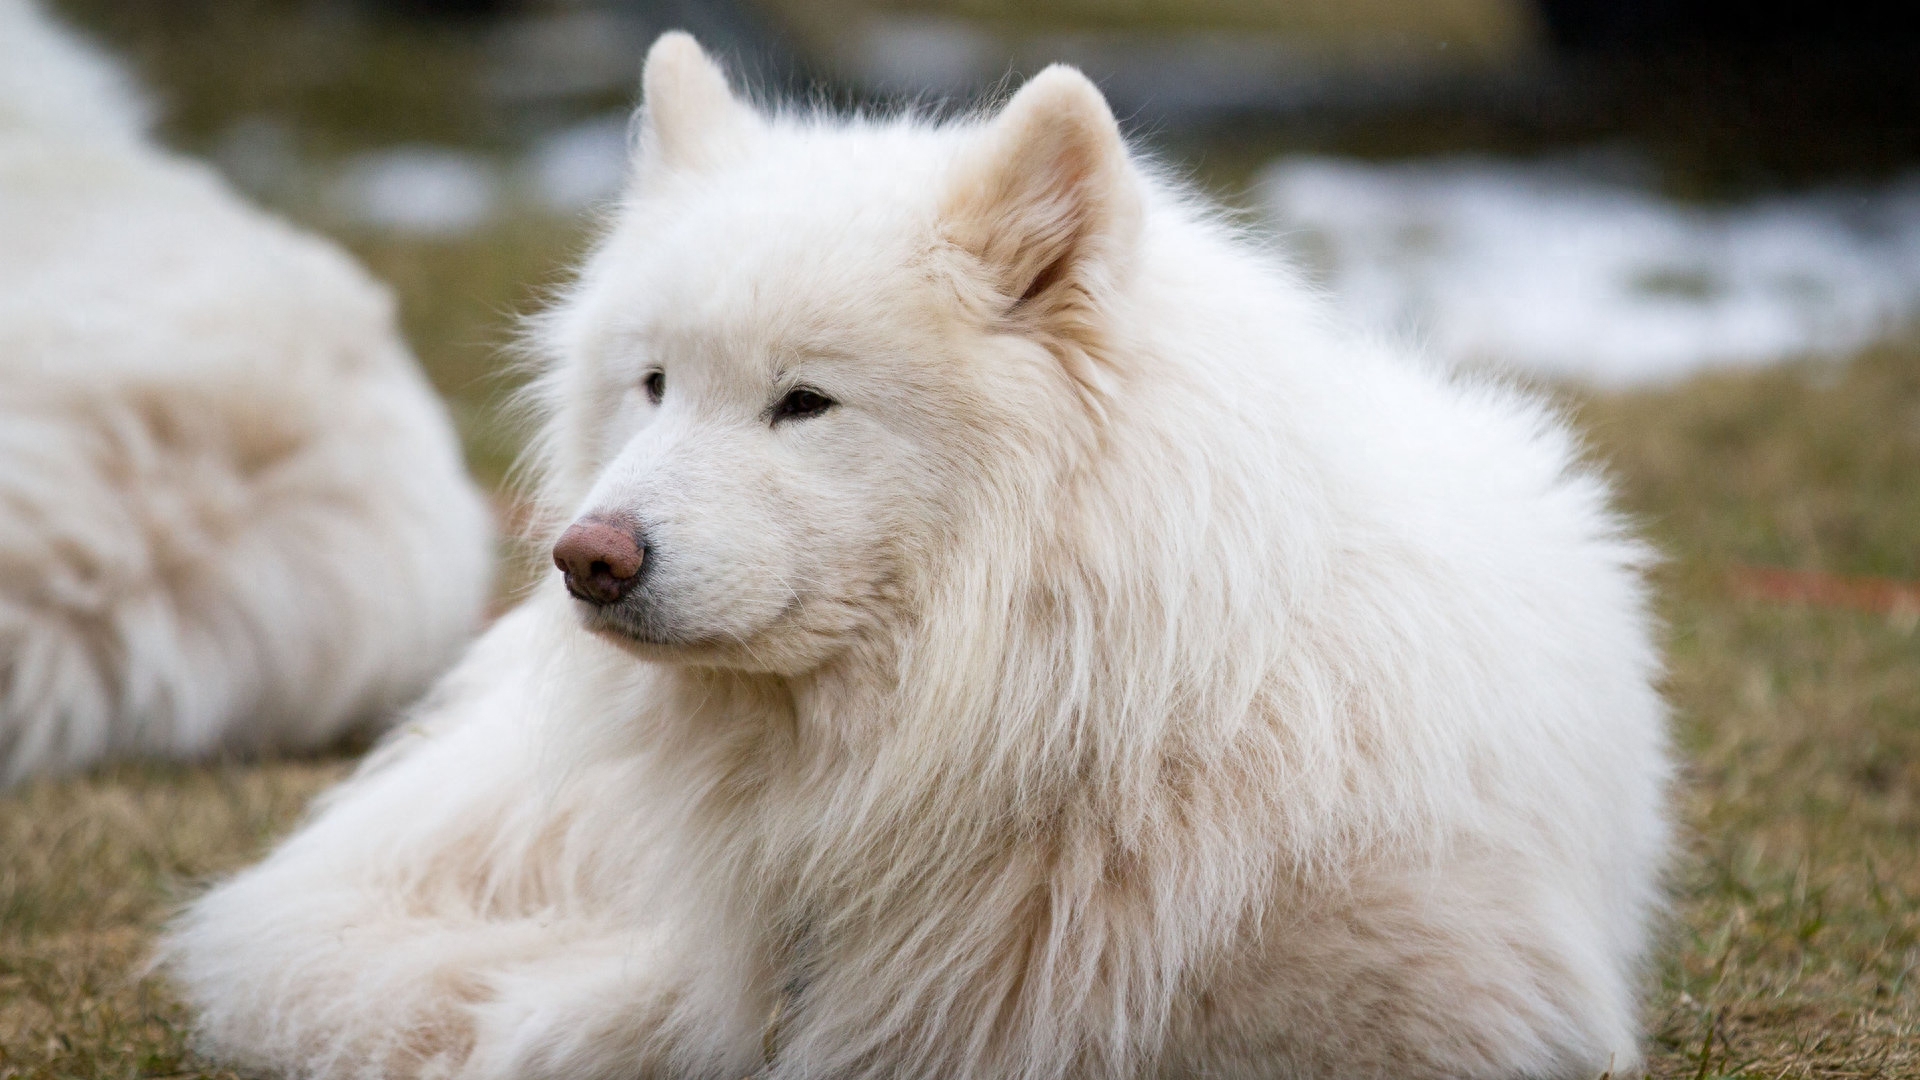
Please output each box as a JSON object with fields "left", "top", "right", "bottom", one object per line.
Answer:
{"left": 0, "top": 1, "right": 492, "bottom": 784}
{"left": 167, "top": 34, "right": 1670, "bottom": 1080}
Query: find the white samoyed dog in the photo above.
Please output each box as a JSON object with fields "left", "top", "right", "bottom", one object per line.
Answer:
{"left": 0, "top": 1, "right": 493, "bottom": 783}
{"left": 166, "top": 33, "right": 1671, "bottom": 1080}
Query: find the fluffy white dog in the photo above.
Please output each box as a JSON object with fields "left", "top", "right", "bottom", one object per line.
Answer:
{"left": 0, "top": 1, "right": 492, "bottom": 783}
{"left": 166, "top": 34, "right": 1670, "bottom": 1080}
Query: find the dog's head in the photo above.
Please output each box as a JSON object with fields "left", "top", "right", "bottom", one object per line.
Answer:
{"left": 536, "top": 34, "right": 1143, "bottom": 674}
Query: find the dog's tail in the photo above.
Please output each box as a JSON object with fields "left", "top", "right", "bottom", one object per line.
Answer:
{"left": 0, "top": 0, "right": 150, "bottom": 145}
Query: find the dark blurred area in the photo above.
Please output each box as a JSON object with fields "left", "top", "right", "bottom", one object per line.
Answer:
{"left": 1528, "top": 0, "right": 1920, "bottom": 192}
{"left": 1537, "top": 0, "right": 1919, "bottom": 48}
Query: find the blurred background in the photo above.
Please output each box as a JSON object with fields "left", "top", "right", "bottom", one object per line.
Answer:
{"left": 44, "top": 0, "right": 1920, "bottom": 485}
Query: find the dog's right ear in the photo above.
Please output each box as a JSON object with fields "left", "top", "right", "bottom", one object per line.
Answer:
{"left": 633, "top": 32, "right": 758, "bottom": 179}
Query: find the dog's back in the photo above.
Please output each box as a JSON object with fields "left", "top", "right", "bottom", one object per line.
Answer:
{"left": 0, "top": 1, "right": 492, "bottom": 783}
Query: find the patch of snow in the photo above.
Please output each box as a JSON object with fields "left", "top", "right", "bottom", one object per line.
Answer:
{"left": 522, "top": 114, "right": 630, "bottom": 213}
{"left": 212, "top": 115, "right": 300, "bottom": 201}
{"left": 329, "top": 146, "right": 500, "bottom": 236}
{"left": 1259, "top": 156, "right": 1920, "bottom": 384}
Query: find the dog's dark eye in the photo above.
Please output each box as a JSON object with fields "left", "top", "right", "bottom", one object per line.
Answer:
{"left": 643, "top": 370, "right": 665, "bottom": 405}
{"left": 772, "top": 387, "right": 834, "bottom": 423}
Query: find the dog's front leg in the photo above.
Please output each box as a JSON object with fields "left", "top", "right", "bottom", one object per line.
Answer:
{"left": 460, "top": 923, "right": 770, "bottom": 1080}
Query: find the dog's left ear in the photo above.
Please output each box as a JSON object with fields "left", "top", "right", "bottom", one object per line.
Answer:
{"left": 941, "top": 65, "right": 1141, "bottom": 327}
{"left": 633, "top": 31, "right": 758, "bottom": 179}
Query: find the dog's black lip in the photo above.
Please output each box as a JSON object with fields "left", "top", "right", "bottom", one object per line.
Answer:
{"left": 573, "top": 594, "right": 805, "bottom": 652}
{"left": 576, "top": 603, "right": 683, "bottom": 648}
{"left": 577, "top": 601, "right": 745, "bottom": 651}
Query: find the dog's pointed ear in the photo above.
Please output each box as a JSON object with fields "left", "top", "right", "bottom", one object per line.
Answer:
{"left": 634, "top": 32, "right": 757, "bottom": 177}
{"left": 941, "top": 65, "right": 1141, "bottom": 321}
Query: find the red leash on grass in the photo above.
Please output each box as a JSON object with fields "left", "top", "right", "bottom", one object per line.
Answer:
{"left": 1727, "top": 565, "right": 1920, "bottom": 615}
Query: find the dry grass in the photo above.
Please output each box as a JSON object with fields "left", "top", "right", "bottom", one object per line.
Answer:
{"left": 1576, "top": 343, "right": 1920, "bottom": 1078}
{"left": 0, "top": 762, "right": 343, "bottom": 1078}
{"left": 4, "top": 304, "right": 1916, "bottom": 1075}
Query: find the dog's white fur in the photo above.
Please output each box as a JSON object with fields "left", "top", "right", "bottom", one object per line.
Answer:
{"left": 166, "top": 34, "right": 1670, "bottom": 1080}
{"left": 0, "top": 1, "right": 492, "bottom": 783}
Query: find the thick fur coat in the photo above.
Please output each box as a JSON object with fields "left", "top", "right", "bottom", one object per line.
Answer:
{"left": 0, "top": 1, "right": 492, "bottom": 782}
{"left": 166, "top": 34, "right": 1671, "bottom": 1080}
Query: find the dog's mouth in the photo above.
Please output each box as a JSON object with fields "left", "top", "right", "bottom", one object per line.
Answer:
{"left": 574, "top": 600, "right": 691, "bottom": 650}
{"left": 570, "top": 591, "right": 809, "bottom": 664}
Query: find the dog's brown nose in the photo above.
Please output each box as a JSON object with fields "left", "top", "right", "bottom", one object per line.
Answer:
{"left": 553, "top": 517, "right": 646, "bottom": 606}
